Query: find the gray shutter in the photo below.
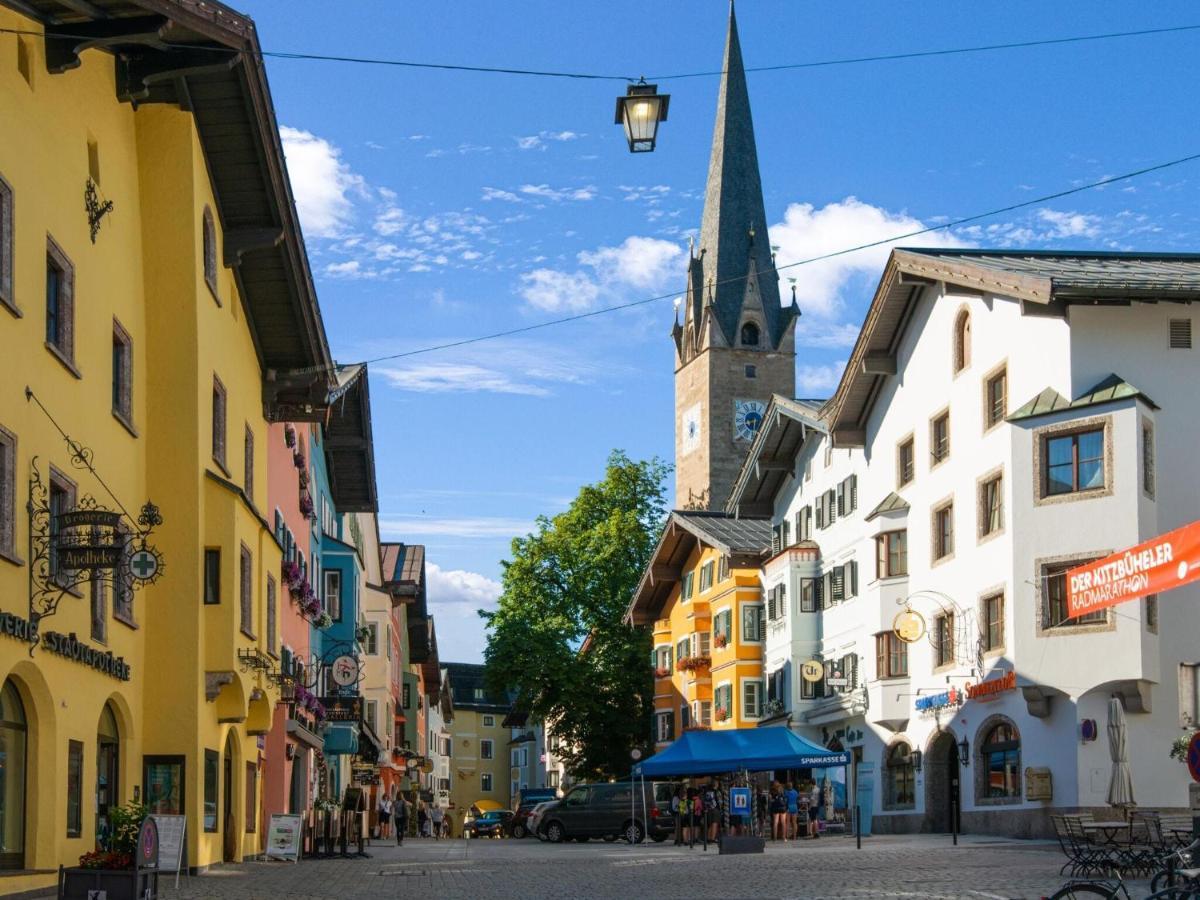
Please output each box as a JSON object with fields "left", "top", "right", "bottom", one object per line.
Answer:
{"left": 832, "top": 566, "right": 845, "bottom": 602}
{"left": 772, "top": 525, "right": 781, "bottom": 554}
{"left": 850, "top": 474, "right": 858, "bottom": 512}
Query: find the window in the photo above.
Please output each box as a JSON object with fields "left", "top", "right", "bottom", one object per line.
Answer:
{"left": 982, "top": 593, "right": 1004, "bottom": 653}
{"left": 0, "top": 174, "right": 13, "bottom": 313}
{"left": 979, "top": 474, "right": 1003, "bottom": 539}
{"left": 325, "top": 570, "right": 341, "bottom": 620}
{"left": 718, "top": 555, "right": 730, "bottom": 582}
{"left": 245, "top": 763, "right": 257, "bottom": 832}
{"left": 676, "top": 636, "right": 689, "bottom": 664}
{"left": 211, "top": 376, "right": 227, "bottom": 469}
{"left": 473, "top": 687, "right": 485, "bottom": 700}
{"left": 203, "top": 207, "right": 219, "bottom": 299}
{"left": 364, "top": 700, "right": 377, "bottom": 733}
{"left": 16, "top": 35, "right": 32, "bottom": 86}
{"left": 1179, "top": 664, "right": 1199, "bottom": 728}
{"left": 838, "top": 475, "right": 858, "bottom": 515}
{"left": 653, "top": 644, "right": 672, "bottom": 674}
{"left": 933, "top": 501, "right": 954, "bottom": 561}
{"left": 741, "top": 604, "right": 764, "bottom": 643}
{"left": 680, "top": 571, "right": 694, "bottom": 602}
{"left": 714, "top": 684, "right": 733, "bottom": 722}
{"left": 742, "top": 679, "right": 763, "bottom": 719}
{"left": 482, "top": 715, "right": 494, "bottom": 727}
{"left": 931, "top": 411, "right": 950, "bottom": 465}
{"left": 800, "top": 578, "right": 817, "bottom": 613}
{"left": 741, "top": 322, "right": 760, "bottom": 346}
{"left": 699, "top": 560, "right": 714, "bottom": 592}
{"left": 110, "top": 320, "right": 134, "bottom": 426}
{"left": 980, "top": 721, "right": 1021, "bottom": 800}
{"left": 90, "top": 577, "right": 107, "bottom": 643}
{"left": 548, "top": 771, "right": 559, "bottom": 788}
{"left": 885, "top": 743, "right": 915, "bottom": 809}
{"left": 481, "top": 773, "right": 493, "bottom": 792}
{"left": 897, "top": 436, "right": 915, "bottom": 488}
{"left": 654, "top": 711, "right": 674, "bottom": 742}
{"left": 402, "top": 683, "right": 412, "bottom": 709}
{"left": 362, "top": 622, "right": 378, "bottom": 655}
{"left": 203, "top": 749, "right": 219, "bottom": 832}
{"left": 45, "top": 237, "right": 75, "bottom": 366}
{"left": 1044, "top": 428, "right": 1104, "bottom": 496}
{"left": 0, "top": 426, "right": 15, "bottom": 559}
{"left": 1146, "top": 594, "right": 1158, "bottom": 633}
{"left": 48, "top": 470, "right": 75, "bottom": 585}
{"left": 875, "top": 632, "right": 908, "bottom": 679}
{"left": 243, "top": 425, "right": 254, "bottom": 502}
{"left": 935, "top": 612, "right": 955, "bottom": 668}
{"left": 1142, "top": 422, "right": 1155, "bottom": 497}
{"left": 712, "top": 609, "right": 732, "bottom": 647}
{"left": 824, "top": 441, "right": 832, "bottom": 468}
{"left": 953, "top": 308, "right": 971, "bottom": 373}
{"left": 239, "top": 543, "right": 253, "bottom": 637}
{"left": 985, "top": 367, "right": 1007, "bottom": 429}
{"left": 266, "top": 576, "right": 277, "bottom": 655}
{"left": 1170, "top": 318, "right": 1193, "bottom": 349}
{"left": 65, "top": 738, "right": 84, "bottom": 838}
{"left": 766, "top": 583, "right": 786, "bottom": 621}
{"left": 203, "top": 548, "right": 220, "bottom": 604}
{"left": 692, "top": 699, "right": 712, "bottom": 727}
{"left": 875, "top": 530, "right": 907, "bottom": 578}
{"left": 744, "top": 364, "right": 756, "bottom": 378}
{"left": 1043, "top": 560, "right": 1106, "bottom": 629}
{"left": 480, "top": 738, "right": 494, "bottom": 760}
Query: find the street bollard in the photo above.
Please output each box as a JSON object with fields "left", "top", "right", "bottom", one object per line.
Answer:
{"left": 855, "top": 805, "right": 861, "bottom": 850}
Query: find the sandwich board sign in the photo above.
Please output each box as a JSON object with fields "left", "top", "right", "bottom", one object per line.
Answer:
{"left": 266, "top": 813, "right": 303, "bottom": 862}
{"left": 149, "top": 814, "right": 187, "bottom": 888}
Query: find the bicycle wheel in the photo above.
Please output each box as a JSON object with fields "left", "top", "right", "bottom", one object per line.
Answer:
{"left": 1047, "top": 882, "right": 1124, "bottom": 899}
{"left": 1147, "top": 888, "right": 1200, "bottom": 900}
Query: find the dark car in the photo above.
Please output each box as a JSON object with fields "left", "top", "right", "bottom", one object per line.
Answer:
{"left": 509, "top": 796, "right": 557, "bottom": 838}
{"left": 538, "top": 781, "right": 674, "bottom": 844}
{"left": 467, "top": 810, "right": 513, "bottom": 839}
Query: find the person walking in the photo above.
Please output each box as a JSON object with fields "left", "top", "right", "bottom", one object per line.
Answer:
{"left": 785, "top": 782, "right": 799, "bottom": 840}
{"left": 395, "top": 792, "right": 408, "bottom": 845}
{"left": 671, "top": 786, "right": 684, "bottom": 845}
{"left": 417, "top": 801, "right": 429, "bottom": 838}
{"left": 378, "top": 792, "right": 392, "bottom": 841}
{"left": 431, "top": 804, "right": 445, "bottom": 841}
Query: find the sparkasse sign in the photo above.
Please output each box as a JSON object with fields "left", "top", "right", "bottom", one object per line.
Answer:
{"left": 1067, "top": 520, "right": 1200, "bottom": 618}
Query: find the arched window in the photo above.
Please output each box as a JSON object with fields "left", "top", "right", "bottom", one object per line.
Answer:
{"left": 741, "top": 322, "right": 760, "bottom": 347}
{"left": 202, "top": 207, "right": 218, "bottom": 297}
{"left": 980, "top": 720, "right": 1021, "bottom": 799}
{"left": 97, "top": 703, "right": 120, "bottom": 844}
{"left": 884, "top": 741, "right": 915, "bottom": 809}
{"left": 953, "top": 308, "right": 971, "bottom": 373}
{"left": 0, "top": 679, "right": 27, "bottom": 869}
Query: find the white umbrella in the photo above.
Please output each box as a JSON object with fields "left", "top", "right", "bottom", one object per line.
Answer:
{"left": 1107, "top": 697, "right": 1135, "bottom": 809}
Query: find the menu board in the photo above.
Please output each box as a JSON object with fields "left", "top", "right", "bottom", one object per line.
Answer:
{"left": 150, "top": 815, "right": 187, "bottom": 886}
{"left": 266, "top": 814, "right": 303, "bottom": 863}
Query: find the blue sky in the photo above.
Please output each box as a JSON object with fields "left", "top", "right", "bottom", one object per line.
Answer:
{"left": 240, "top": 0, "right": 1200, "bottom": 661}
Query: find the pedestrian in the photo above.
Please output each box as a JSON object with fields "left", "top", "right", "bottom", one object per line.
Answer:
{"left": 703, "top": 783, "right": 720, "bottom": 843}
{"left": 378, "top": 792, "right": 392, "bottom": 841}
{"left": 671, "top": 786, "right": 684, "bottom": 845}
{"left": 685, "top": 786, "right": 699, "bottom": 846}
{"left": 417, "top": 801, "right": 428, "bottom": 838}
{"left": 785, "top": 781, "right": 799, "bottom": 840}
{"left": 431, "top": 804, "right": 445, "bottom": 840}
{"left": 769, "top": 782, "right": 788, "bottom": 841}
{"left": 395, "top": 792, "right": 408, "bottom": 845}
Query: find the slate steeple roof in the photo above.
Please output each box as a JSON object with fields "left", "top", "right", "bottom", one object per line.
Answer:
{"left": 693, "top": 2, "right": 794, "bottom": 349}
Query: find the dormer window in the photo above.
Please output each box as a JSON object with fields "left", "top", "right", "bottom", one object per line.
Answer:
{"left": 740, "top": 322, "right": 760, "bottom": 347}
{"left": 953, "top": 308, "right": 971, "bottom": 373}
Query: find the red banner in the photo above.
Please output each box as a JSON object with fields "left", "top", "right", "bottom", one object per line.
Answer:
{"left": 1067, "top": 520, "right": 1200, "bottom": 618}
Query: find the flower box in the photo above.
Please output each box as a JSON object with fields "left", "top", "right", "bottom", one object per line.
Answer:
{"left": 59, "top": 865, "right": 158, "bottom": 900}
{"left": 714, "top": 634, "right": 728, "bottom": 649}
{"left": 715, "top": 708, "right": 729, "bottom": 722}
{"left": 293, "top": 449, "right": 306, "bottom": 470}
{"left": 678, "top": 656, "right": 711, "bottom": 672}
{"left": 653, "top": 667, "right": 670, "bottom": 679}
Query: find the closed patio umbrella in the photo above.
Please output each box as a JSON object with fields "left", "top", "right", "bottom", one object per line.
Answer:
{"left": 1106, "top": 697, "right": 1135, "bottom": 810}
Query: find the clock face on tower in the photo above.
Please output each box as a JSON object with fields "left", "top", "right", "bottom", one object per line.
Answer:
{"left": 733, "top": 399, "right": 766, "bottom": 442}
{"left": 681, "top": 403, "right": 702, "bottom": 456}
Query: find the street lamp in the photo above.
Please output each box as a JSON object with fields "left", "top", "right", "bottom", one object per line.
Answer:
{"left": 957, "top": 735, "right": 971, "bottom": 768}
{"left": 615, "top": 80, "right": 670, "bottom": 153}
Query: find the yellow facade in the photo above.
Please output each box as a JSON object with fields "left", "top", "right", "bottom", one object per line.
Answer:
{"left": 0, "top": 5, "right": 329, "bottom": 891}
{"left": 447, "top": 708, "right": 513, "bottom": 825}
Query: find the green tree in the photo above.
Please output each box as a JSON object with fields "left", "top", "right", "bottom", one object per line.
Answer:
{"left": 482, "top": 450, "right": 669, "bottom": 779}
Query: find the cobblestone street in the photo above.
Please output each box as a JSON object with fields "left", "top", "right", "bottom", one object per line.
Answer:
{"left": 156, "top": 834, "right": 1164, "bottom": 900}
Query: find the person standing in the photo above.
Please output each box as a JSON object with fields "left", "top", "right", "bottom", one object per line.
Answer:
{"left": 417, "top": 801, "right": 428, "bottom": 838}
{"left": 431, "top": 804, "right": 445, "bottom": 841}
{"left": 784, "top": 782, "right": 799, "bottom": 840}
{"left": 769, "top": 783, "right": 787, "bottom": 841}
{"left": 671, "top": 786, "right": 684, "bottom": 845}
{"left": 395, "top": 792, "right": 408, "bottom": 845}
{"left": 703, "top": 783, "right": 720, "bottom": 843}
{"left": 378, "top": 792, "right": 392, "bottom": 841}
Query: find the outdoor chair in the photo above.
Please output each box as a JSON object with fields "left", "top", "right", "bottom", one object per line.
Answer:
{"left": 1064, "top": 814, "right": 1124, "bottom": 877}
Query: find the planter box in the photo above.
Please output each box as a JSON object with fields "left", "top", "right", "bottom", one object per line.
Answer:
{"left": 717, "top": 835, "right": 765, "bottom": 855}
{"left": 59, "top": 866, "right": 158, "bottom": 900}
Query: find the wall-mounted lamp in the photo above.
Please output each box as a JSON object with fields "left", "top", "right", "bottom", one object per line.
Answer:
{"left": 957, "top": 735, "right": 971, "bottom": 768}
{"left": 911, "top": 749, "right": 922, "bottom": 772}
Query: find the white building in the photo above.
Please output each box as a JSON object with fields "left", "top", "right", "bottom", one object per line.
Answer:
{"left": 730, "top": 248, "right": 1200, "bottom": 836}
{"left": 424, "top": 667, "right": 453, "bottom": 810}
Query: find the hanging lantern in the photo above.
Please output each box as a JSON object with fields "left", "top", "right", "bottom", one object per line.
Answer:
{"left": 615, "top": 80, "right": 669, "bottom": 153}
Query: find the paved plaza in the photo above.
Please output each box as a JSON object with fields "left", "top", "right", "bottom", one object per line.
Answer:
{"left": 154, "top": 833, "right": 1166, "bottom": 900}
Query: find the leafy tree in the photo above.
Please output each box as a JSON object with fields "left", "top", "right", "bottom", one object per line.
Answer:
{"left": 482, "top": 450, "right": 669, "bottom": 779}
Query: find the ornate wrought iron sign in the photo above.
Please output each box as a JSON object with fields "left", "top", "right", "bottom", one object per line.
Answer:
{"left": 85, "top": 177, "right": 113, "bottom": 244}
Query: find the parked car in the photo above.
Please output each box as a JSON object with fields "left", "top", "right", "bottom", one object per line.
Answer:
{"left": 508, "top": 788, "right": 560, "bottom": 837}
{"left": 467, "top": 809, "right": 513, "bottom": 839}
{"left": 538, "top": 781, "right": 674, "bottom": 844}
{"left": 528, "top": 801, "right": 558, "bottom": 840}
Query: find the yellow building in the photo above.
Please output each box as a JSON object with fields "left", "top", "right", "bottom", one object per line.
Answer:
{"left": 626, "top": 512, "right": 771, "bottom": 747}
{"left": 445, "top": 663, "right": 513, "bottom": 828}
{"left": 0, "top": 0, "right": 333, "bottom": 891}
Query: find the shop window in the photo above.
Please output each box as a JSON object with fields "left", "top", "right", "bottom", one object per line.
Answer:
{"left": 981, "top": 593, "right": 1004, "bottom": 653}
{"left": 953, "top": 308, "right": 971, "bottom": 373}
{"left": 884, "top": 742, "right": 915, "bottom": 810}
{"left": 143, "top": 755, "right": 184, "bottom": 816}
{"left": 1043, "top": 428, "right": 1105, "bottom": 497}
{"left": 203, "top": 207, "right": 219, "bottom": 301}
{"left": 934, "top": 612, "right": 955, "bottom": 668}
{"left": 985, "top": 366, "right": 1007, "bottom": 429}
{"left": 897, "top": 436, "right": 915, "bottom": 487}
{"left": 979, "top": 720, "right": 1021, "bottom": 801}
{"left": 66, "top": 739, "right": 83, "bottom": 837}
{"left": 933, "top": 500, "right": 954, "bottom": 562}
{"left": 0, "top": 426, "right": 16, "bottom": 559}
{"left": 0, "top": 679, "right": 25, "bottom": 869}
{"left": 239, "top": 543, "right": 253, "bottom": 638}
{"left": 1042, "top": 559, "right": 1106, "bottom": 630}
{"left": 203, "top": 749, "right": 219, "bottom": 832}
{"left": 481, "top": 773, "right": 493, "bottom": 792}
{"left": 874, "top": 632, "right": 908, "bottom": 679}
{"left": 875, "top": 530, "right": 907, "bottom": 578}
{"left": 46, "top": 236, "right": 75, "bottom": 368}
{"left": 211, "top": 376, "right": 227, "bottom": 470}
{"left": 203, "top": 548, "right": 221, "bottom": 605}
{"left": 0, "top": 174, "right": 13, "bottom": 314}
{"left": 266, "top": 576, "right": 277, "bottom": 655}
{"left": 931, "top": 410, "right": 951, "bottom": 465}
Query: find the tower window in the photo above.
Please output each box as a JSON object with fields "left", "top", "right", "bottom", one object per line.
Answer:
{"left": 744, "top": 365, "right": 756, "bottom": 379}
{"left": 740, "top": 322, "right": 760, "bottom": 347}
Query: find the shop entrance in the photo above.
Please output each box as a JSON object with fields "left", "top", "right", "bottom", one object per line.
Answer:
{"left": 222, "top": 733, "right": 237, "bottom": 862}
{"left": 924, "top": 731, "right": 960, "bottom": 834}
{"left": 96, "top": 704, "right": 120, "bottom": 847}
{"left": 0, "top": 679, "right": 27, "bottom": 870}
{"left": 289, "top": 748, "right": 308, "bottom": 814}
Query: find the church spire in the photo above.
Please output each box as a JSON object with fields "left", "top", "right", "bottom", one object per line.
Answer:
{"left": 695, "top": 2, "right": 787, "bottom": 348}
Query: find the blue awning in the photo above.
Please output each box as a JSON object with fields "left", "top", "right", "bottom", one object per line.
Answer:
{"left": 323, "top": 723, "right": 359, "bottom": 756}
{"left": 633, "top": 728, "right": 849, "bottom": 777}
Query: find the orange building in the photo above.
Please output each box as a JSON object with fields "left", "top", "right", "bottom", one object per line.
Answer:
{"left": 626, "top": 512, "right": 771, "bottom": 748}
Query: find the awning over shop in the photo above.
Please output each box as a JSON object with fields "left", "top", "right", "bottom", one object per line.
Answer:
{"left": 323, "top": 723, "right": 359, "bottom": 756}
{"left": 633, "top": 727, "right": 849, "bottom": 777}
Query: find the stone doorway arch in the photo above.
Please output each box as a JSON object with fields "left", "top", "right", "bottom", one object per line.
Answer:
{"left": 923, "top": 730, "right": 961, "bottom": 834}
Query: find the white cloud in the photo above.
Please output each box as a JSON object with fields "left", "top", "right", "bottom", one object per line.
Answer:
{"left": 578, "top": 236, "right": 684, "bottom": 290}
{"left": 279, "top": 126, "right": 366, "bottom": 238}
{"left": 519, "top": 183, "right": 596, "bottom": 202}
{"left": 427, "top": 562, "right": 503, "bottom": 609}
{"left": 796, "top": 361, "right": 846, "bottom": 396}
{"left": 770, "top": 197, "right": 968, "bottom": 319}
{"left": 374, "top": 206, "right": 406, "bottom": 236}
{"left": 519, "top": 268, "right": 601, "bottom": 313}
{"left": 1035, "top": 208, "right": 1102, "bottom": 239}
{"left": 324, "top": 260, "right": 366, "bottom": 278}
{"left": 515, "top": 130, "right": 584, "bottom": 151}
{"left": 374, "top": 340, "right": 605, "bottom": 396}
{"left": 519, "top": 236, "right": 682, "bottom": 313}
{"left": 423, "top": 562, "right": 504, "bottom": 663}
{"left": 794, "top": 320, "right": 861, "bottom": 350}
{"left": 482, "top": 187, "right": 523, "bottom": 203}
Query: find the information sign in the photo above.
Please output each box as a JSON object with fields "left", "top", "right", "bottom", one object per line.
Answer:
{"left": 149, "top": 815, "right": 186, "bottom": 888}
{"left": 266, "top": 813, "right": 303, "bottom": 863}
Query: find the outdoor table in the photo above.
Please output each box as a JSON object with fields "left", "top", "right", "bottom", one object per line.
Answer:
{"left": 1082, "top": 822, "right": 1132, "bottom": 847}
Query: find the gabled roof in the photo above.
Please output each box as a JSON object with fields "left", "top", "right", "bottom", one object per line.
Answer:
{"left": 1008, "top": 373, "right": 1159, "bottom": 422}
{"left": 323, "top": 365, "right": 378, "bottom": 513}
{"left": 727, "top": 395, "right": 826, "bottom": 517}
{"left": 865, "top": 492, "right": 910, "bottom": 522}
{"left": 826, "top": 248, "right": 1200, "bottom": 447}
{"left": 624, "top": 510, "right": 771, "bottom": 627}
{"left": 444, "top": 662, "right": 511, "bottom": 713}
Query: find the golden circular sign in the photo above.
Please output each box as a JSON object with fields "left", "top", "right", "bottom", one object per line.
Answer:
{"left": 893, "top": 609, "right": 927, "bottom": 644}
{"left": 800, "top": 660, "right": 825, "bottom": 683}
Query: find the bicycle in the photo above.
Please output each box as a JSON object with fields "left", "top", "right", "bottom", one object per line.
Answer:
{"left": 1150, "top": 838, "right": 1200, "bottom": 895}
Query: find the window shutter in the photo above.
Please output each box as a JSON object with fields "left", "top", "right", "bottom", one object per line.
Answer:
{"left": 846, "top": 653, "right": 858, "bottom": 690}
{"left": 814, "top": 576, "right": 824, "bottom": 609}
{"left": 832, "top": 566, "right": 845, "bottom": 602}
{"left": 783, "top": 520, "right": 791, "bottom": 547}
{"left": 837, "top": 481, "right": 845, "bottom": 516}
{"left": 815, "top": 501, "right": 824, "bottom": 530}
{"left": 772, "top": 526, "right": 782, "bottom": 554}
{"left": 767, "top": 587, "right": 776, "bottom": 621}
{"left": 849, "top": 474, "right": 858, "bottom": 512}
{"left": 1170, "top": 318, "right": 1193, "bottom": 349}
{"left": 848, "top": 560, "right": 858, "bottom": 598}
{"left": 822, "top": 571, "right": 833, "bottom": 607}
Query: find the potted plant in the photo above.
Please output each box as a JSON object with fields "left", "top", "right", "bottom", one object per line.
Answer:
{"left": 293, "top": 449, "right": 306, "bottom": 470}
{"left": 1170, "top": 732, "right": 1198, "bottom": 763}
{"left": 281, "top": 560, "right": 302, "bottom": 592}
{"left": 714, "top": 633, "right": 728, "bottom": 649}
{"left": 715, "top": 707, "right": 729, "bottom": 722}
{"left": 60, "top": 802, "right": 155, "bottom": 900}
{"left": 314, "top": 612, "right": 333, "bottom": 629}
{"left": 653, "top": 666, "right": 670, "bottom": 679}
{"left": 298, "top": 469, "right": 309, "bottom": 489}
{"left": 298, "top": 492, "right": 315, "bottom": 519}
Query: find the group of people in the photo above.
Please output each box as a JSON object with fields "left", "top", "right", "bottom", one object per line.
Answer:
{"left": 767, "top": 780, "right": 821, "bottom": 841}
{"left": 375, "top": 791, "right": 450, "bottom": 843}
{"left": 670, "top": 783, "right": 721, "bottom": 845}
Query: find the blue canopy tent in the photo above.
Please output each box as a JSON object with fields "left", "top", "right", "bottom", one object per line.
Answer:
{"left": 633, "top": 727, "right": 849, "bottom": 777}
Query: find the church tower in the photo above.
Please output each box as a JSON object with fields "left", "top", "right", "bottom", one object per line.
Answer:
{"left": 674, "top": 3, "right": 798, "bottom": 511}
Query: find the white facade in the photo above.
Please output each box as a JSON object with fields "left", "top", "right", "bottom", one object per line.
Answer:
{"left": 736, "top": 250, "right": 1200, "bottom": 836}
{"left": 425, "top": 668, "right": 453, "bottom": 809}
